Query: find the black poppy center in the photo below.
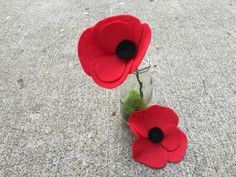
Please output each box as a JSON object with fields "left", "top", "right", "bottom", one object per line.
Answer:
{"left": 148, "top": 127, "right": 164, "bottom": 144}
{"left": 115, "top": 40, "right": 136, "bottom": 60}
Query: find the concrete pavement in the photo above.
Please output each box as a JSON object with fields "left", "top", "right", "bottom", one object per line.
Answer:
{"left": 0, "top": 0, "right": 236, "bottom": 176}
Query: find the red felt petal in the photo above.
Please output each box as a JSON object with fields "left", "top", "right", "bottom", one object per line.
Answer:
{"left": 146, "top": 105, "right": 179, "bottom": 129}
{"left": 129, "top": 110, "right": 153, "bottom": 138}
{"left": 129, "top": 123, "right": 141, "bottom": 138}
{"left": 132, "top": 138, "right": 168, "bottom": 169}
{"left": 118, "top": 15, "right": 142, "bottom": 45}
{"left": 161, "top": 126, "right": 182, "bottom": 151}
{"left": 94, "top": 55, "right": 126, "bottom": 82}
{"left": 78, "top": 27, "right": 106, "bottom": 76}
{"left": 167, "top": 132, "right": 188, "bottom": 163}
{"left": 93, "top": 15, "right": 142, "bottom": 50}
{"left": 130, "top": 23, "right": 152, "bottom": 72}
{"left": 128, "top": 112, "right": 142, "bottom": 138}
{"left": 99, "top": 21, "right": 131, "bottom": 53}
{"left": 90, "top": 59, "right": 133, "bottom": 89}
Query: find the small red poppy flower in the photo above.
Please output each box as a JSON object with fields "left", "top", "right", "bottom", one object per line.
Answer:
{"left": 78, "top": 15, "right": 151, "bottom": 89}
{"left": 128, "top": 105, "right": 188, "bottom": 169}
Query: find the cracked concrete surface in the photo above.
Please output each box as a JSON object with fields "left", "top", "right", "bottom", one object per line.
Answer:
{"left": 0, "top": 0, "right": 236, "bottom": 176}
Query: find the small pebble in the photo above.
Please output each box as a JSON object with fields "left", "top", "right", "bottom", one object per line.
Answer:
{"left": 17, "top": 78, "right": 25, "bottom": 89}
{"left": 111, "top": 111, "right": 116, "bottom": 116}
{"left": 226, "top": 31, "right": 231, "bottom": 35}
{"left": 31, "top": 104, "right": 41, "bottom": 113}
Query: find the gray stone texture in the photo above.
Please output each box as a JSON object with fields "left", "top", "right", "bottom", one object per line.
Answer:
{"left": 0, "top": 0, "right": 236, "bottom": 176}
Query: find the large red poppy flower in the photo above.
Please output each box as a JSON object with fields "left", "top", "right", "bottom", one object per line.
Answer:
{"left": 128, "top": 105, "right": 188, "bottom": 169}
{"left": 78, "top": 15, "right": 151, "bottom": 89}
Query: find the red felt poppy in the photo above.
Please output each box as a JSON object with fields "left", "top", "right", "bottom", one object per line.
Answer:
{"left": 78, "top": 15, "right": 151, "bottom": 89}
{"left": 128, "top": 105, "right": 188, "bottom": 169}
